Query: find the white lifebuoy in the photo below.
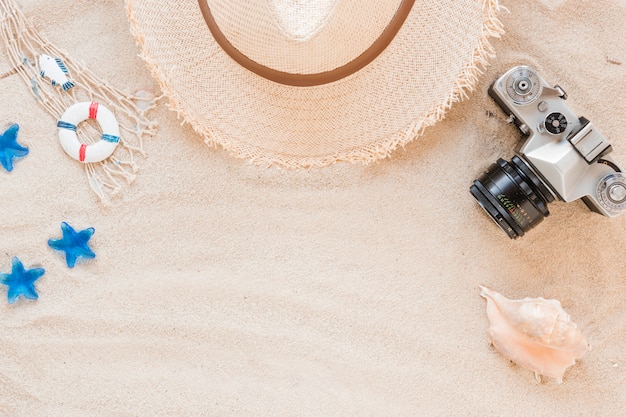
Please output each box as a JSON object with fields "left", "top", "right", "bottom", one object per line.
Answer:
{"left": 57, "top": 101, "right": 120, "bottom": 163}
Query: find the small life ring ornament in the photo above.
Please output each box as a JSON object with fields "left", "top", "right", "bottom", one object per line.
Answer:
{"left": 57, "top": 101, "right": 120, "bottom": 163}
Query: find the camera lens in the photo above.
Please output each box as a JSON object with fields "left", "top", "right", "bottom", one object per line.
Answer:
{"left": 470, "top": 156, "right": 554, "bottom": 239}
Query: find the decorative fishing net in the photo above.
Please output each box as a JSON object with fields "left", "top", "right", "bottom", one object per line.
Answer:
{"left": 0, "top": 0, "right": 157, "bottom": 204}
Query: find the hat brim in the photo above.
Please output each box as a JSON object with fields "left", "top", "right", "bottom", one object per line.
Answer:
{"left": 127, "top": 0, "right": 505, "bottom": 167}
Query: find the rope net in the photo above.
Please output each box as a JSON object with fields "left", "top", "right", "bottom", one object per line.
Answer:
{"left": 0, "top": 0, "right": 158, "bottom": 204}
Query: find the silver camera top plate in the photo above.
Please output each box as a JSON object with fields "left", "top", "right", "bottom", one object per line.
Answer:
{"left": 488, "top": 65, "right": 626, "bottom": 217}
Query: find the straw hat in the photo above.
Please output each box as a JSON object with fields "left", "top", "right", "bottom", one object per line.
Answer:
{"left": 126, "top": 0, "right": 504, "bottom": 167}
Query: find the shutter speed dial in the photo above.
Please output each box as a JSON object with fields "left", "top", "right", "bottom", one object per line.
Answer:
{"left": 596, "top": 172, "right": 626, "bottom": 213}
{"left": 505, "top": 67, "right": 542, "bottom": 104}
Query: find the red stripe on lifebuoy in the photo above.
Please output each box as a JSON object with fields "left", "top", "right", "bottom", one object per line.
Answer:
{"left": 89, "top": 101, "right": 99, "bottom": 119}
{"left": 79, "top": 144, "right": 87, "bottom": 162}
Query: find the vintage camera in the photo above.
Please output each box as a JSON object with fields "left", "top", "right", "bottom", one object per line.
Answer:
{"left": 470, "top": 66, "right": 626, "bottom": 238}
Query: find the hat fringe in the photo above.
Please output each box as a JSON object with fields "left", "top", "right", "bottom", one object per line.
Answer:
{"left": 127, "top": 0, "right": 506, "bottom": 168}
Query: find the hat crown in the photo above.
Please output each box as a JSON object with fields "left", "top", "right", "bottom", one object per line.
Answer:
{"left": 206, "top": 0, "right": 405, "bottom": 77}
{"left": 269, "top": 0, "right": 338, "bottom": 42}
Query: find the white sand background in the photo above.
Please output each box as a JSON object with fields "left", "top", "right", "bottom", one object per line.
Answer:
{"left": 0, "top": 0, "right": 624, "bottom": 415}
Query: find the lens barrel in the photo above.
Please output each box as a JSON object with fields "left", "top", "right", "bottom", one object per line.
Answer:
{"left": 470, "top": 156, "right": 554, "bottom": 239}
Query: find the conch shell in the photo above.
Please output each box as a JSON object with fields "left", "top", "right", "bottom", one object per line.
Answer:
{"left": 479, "top": 286, "right": 589, "bottom": 383}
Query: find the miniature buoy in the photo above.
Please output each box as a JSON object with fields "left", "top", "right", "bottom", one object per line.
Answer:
{"left": 57, "top": 101, "right": 120, "bottom": 163}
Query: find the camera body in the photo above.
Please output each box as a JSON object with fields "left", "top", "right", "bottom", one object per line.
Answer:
{"left": 471, "top": 66, "right": 626, "bottom": 238}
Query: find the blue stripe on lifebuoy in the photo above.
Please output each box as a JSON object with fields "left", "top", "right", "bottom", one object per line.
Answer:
{"left": 101, "top": 134, "right": 120, "bottom": 143}
{"left": 57, "top": 121, "right": 77, "bottom": 131}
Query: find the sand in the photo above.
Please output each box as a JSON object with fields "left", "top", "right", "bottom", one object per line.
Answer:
{"left": 0, "top": 0, "right": 624, "bottom": 415}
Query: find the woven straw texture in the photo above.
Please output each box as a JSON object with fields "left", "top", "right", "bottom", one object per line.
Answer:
{"left": 127, "top": 0, "right": 505, "bottom": 168}
{"left": 210, "top": 0, "right": 400, "bottom": 74}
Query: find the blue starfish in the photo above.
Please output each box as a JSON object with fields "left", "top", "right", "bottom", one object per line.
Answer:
{"left": 0, "top": 257, "right": 45, "bottom": 304}
{"left": 48, "top": 222, "right": 96, "bottom": 268}
{"left": 0, "top": 124, "right": 29, "bottom": 172}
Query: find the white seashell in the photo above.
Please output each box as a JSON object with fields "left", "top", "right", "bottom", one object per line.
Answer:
{"left": 479, "top": 285, "right": 589, "bottom": 383}
{"left": 131, "top": 89, "right": 158, "bottom": 112}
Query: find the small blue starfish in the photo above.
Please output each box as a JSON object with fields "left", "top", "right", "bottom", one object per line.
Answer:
{"left": 0, "top": 257, "right": 45, "bottom": 304}
{"left": 48, "top": 222, "right": 96, "bottom": 268}
{"left": 0, "top": 124, "right": 29, "bottom": 172}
